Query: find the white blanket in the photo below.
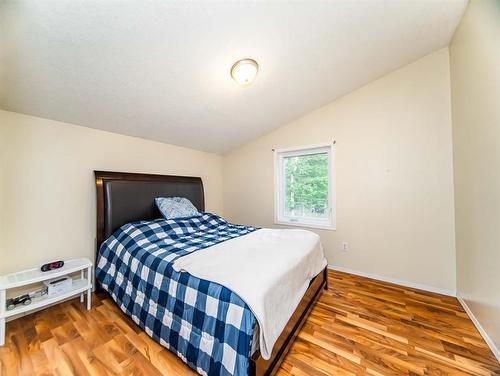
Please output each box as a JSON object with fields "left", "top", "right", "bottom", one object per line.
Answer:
{"left": 172, "top": 228, "right": 327, "bottom": 360}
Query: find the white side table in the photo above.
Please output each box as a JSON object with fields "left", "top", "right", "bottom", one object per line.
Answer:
{"left": 0, "top": 258, "right": 93, "bottom": 346}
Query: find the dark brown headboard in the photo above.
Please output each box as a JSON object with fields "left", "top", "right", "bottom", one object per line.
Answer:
{"left": 94, "top": 171, "right": 205, "bottom": 253}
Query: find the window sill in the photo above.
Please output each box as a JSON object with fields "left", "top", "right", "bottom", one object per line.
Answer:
{"left": 274, "top": 220, "right": 336, "bottom": 231}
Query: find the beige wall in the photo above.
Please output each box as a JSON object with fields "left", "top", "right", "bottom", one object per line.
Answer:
{"left": 450, "top": 0, "right": 500, "bottom": 351}
{"left": 0, "top": 110, "right": 224, "bottom": 274}
{"left": 223, "top": 48, "right": 457, "bottom": 292}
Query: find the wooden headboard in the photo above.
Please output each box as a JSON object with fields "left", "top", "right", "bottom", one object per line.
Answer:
{"left": 94, "top": 171, "right": 205, "bottom": 255}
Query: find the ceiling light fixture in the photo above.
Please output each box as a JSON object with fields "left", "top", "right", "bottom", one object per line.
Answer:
{"left": 230, "top": 58, "right": 259, "bottom": 86}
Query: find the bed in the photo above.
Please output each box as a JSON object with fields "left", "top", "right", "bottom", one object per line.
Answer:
{"left": 94, "top": 171, "right": 327, "bottom": 376}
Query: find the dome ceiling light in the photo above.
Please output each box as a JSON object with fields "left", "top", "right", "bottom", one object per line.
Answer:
{"left": 230, "top": 58, "right": 259, "bottom": 86}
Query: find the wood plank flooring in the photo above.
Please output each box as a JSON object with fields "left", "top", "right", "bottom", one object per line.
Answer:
{"left": 0, "top": 270, "right": 498, "bottom": 375}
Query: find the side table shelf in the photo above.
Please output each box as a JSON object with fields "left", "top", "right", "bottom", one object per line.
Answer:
{"left": 0, "top": 258, "right": 93, "bottom": 346}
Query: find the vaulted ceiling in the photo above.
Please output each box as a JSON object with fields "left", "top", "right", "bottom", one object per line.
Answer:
{"left": 0, "top": 0, "right": 467, "bottom": 153}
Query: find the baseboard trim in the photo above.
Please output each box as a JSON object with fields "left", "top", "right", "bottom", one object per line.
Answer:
{"left": 456, "top": 294, "right": 500, "bottom": 362}
{"left": 327, "top": 264, "right": 456, "bottom": 297}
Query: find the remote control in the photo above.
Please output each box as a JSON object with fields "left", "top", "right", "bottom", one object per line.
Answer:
{"left": 41, "top": 260, "right": 64, "bottom": 272}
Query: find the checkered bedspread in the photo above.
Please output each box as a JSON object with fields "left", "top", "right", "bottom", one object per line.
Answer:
{"left": 96, "top": 213, "right": 258, "bottom": 376}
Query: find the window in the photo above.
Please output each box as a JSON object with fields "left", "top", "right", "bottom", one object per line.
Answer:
{"left": 275, "top": 144, "right": 335, "bottom": 230}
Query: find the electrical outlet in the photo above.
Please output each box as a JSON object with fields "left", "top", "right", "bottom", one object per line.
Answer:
{"left": 341, "top": 242, "right": 349, "bottom": 252}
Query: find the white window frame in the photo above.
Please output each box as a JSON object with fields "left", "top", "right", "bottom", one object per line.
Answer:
{"left": 274, "top": 143, "right": 336, "bottom": 231}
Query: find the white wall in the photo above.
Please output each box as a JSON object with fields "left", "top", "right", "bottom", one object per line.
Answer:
{"left": 450, "top": 0, "right": 500, "bottom": 353}
{"left": 0, "top": 49, "right": 459, "bottom": 294}
{"left": 223, "top": 48, "right": 457, "bottom": 292}
{"left": 0, "top": 110, "right": 224, "bottom": 274}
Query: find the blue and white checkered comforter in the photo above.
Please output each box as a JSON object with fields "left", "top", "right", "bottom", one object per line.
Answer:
{"left": 96, "top": 213, "right": 258, "bottom": 376}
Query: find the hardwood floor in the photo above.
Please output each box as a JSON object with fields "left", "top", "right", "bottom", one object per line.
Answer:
{"left": 0, "top": 270, "right": 498, "bottom": 375}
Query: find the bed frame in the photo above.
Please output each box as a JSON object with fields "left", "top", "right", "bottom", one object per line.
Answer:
{"left": 94, "top": 170, "right": 327, "bottom": 376}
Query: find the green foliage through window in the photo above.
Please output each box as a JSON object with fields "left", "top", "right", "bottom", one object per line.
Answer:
{"left": 284, "top": 152, "right": 329, "bottom": 219}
